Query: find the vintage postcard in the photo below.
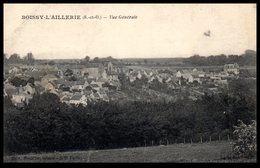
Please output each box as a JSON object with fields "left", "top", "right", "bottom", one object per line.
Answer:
{"left": 3, "top": 3, "right": 256, "bottom": 163}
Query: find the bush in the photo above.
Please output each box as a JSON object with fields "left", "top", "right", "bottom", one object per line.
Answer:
{"left": 232, "top": 120, "right": 256, "bottom": 158}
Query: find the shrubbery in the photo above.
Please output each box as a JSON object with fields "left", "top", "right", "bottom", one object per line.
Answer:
{"left": 233, "top": 120, "right": 256, "bottom": 158}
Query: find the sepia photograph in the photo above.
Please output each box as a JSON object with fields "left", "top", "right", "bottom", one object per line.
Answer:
{"left": 3, "top": 3, "right": 256, "bottom": 163}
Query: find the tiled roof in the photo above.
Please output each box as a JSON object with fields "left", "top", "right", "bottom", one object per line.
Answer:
{"left": 93, "top": 93, "right": 100, "bottom": 98}
{"left": 70, "top": 94, "right": 82, "bottom": 101}
{"left": 99, "top": 90, "right": 106, "bottom": 95}
{"left": 90, "top": 84, "right": 99, "bottom": 88}
{"left": 84, "top": 90, "right": 92, "bottom": 95}
{"left": 107, "top": 71, "right": 118, "bottom": 75}
{"left": 53, "top": 79, "right": 65, "bottom": 85}
{"left": 96, "top": 78, "right": 107, "bottom": 83}
{"left": 75, "top": 80, "right": 85, "bottom": 85}
{"left": 61, "top": 96, "right": 70, "bottom": 101}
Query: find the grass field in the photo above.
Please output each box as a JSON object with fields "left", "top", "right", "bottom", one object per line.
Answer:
{"left": 3, "top": 141, "right": 256, "bottom": 163}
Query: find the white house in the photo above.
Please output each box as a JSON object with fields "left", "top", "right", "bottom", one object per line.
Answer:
{"left": 176, "top": 70, "right": 182, "bottom": 78}
{"left": 188, "top": 75, "right": 194, "bottom": 83}
{"left": 136, "top": 71, "right": 142, "bottom": 79}
{"left": 224, "top": 63, "right": 239, "bottom": 75}
{"left": 129, "top": 75, "right": 136, "bottom": 83}
{"left": 107, "top": 71, "right": 119, "bottom": 81}
{"left": 23, "top": 83, "right": 35, "bottom": 95}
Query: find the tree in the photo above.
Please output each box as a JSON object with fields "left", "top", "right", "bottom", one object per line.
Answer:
{"left": 93, "top": 57, "right": 99, "bottom": 62}
{"left": 64, "top": 69, "right": 73, "bottom": 76}
{"left": 118, "top": 73, "right": 129, "bottom": 89}
{"left": 9, "top": 53, "right": 21, "bottom": 63}
{"left": 84, "top": 56, "right": 90, "bottom": 63}
{"left": 68, "top": 76, "right": 77, "bottom": 81}
{"left": 23, "top": 52, "right": 35, "bottom": 65}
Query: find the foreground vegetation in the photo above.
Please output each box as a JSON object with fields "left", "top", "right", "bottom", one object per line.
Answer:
{"left": 4, "top": 141, "right": 256, "bottom": 162}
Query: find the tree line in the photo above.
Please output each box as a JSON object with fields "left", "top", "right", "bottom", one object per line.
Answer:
{"left": 4, "top": 53, "right": 35, "bottom": 65}
{"left": 183, "top": 50, "right": 256, "bottom": 66}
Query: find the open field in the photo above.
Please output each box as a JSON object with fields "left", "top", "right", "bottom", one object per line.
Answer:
{"left": 3, "top": 141, "right": 256, "bottom": 163}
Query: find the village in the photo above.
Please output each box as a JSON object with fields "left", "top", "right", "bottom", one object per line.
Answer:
{"left": 3, "top": 60, "right": 240, "bottom": 108}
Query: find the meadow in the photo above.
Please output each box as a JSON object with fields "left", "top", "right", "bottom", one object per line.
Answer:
{"left": 3, "top": 141, "right": 256, "bottom": 163}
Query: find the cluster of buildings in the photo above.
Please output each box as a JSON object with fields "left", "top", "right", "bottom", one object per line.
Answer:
{"left": 4, "top": 60, "right": 240, "bottom": 107}
{"left": 4, "top": 61, "right": 124, "bottom": 108}
{"left": 123, "top": 63, "right": 239, "bottom": 101}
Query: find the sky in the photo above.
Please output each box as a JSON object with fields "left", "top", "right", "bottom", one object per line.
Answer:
{"left": 4, "top": 4, "right": 256, "bottom": 59}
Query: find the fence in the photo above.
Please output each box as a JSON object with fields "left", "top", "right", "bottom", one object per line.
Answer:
{"left": 138, "top": 134, "right": 233, "bottom": 147}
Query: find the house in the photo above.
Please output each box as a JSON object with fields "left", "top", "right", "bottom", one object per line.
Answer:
{"left": 84, "top": 90, "right": 93, "bottom": 98}
{"left": 10, "top": 85, "right": 34, "bottom": 107}
{"left": 107, "top": 61, "right": 114, "bottom": 72}
{"left": 198, "top": 73, "right": 206, "bottom": 78}
{"left": 69, "top": 94, "right": 87, "bottom": 106}
{"left": 90, "top": 83, "right": 100, "bottom": 91}
{"left": 109, "top": 81, "right": 121, "bottom": 90}
{"left": 100, "top": 70, "right": 107, "bottom": 79}
{"left": 224, "top": 63, "right": 239, "bottom": 75}
{"left": 23, "top": 83, "right": 35, "bottom": 95}
{"left": 59, "top": 81, "right": 74, "bottom": 91}
{"left": 61, "top": 95, "right": 70, "bottom": 104}
{"left": 165, "top": 77, "right": 172, "bottom": 83}
{"left": 129, "top": 75, "right": 137, "bottom": 83}
{"left": 53, "top": 79, "right": 66, "bottom": 88}
{"left": 96, "top": 78, "right": 107, "bottom": 87}
{"left": 9, "top": 67, "right": 21, "bottom": 74}
{"left": 148, "top": 75, "right": 155, "bottom": 83}
{"left": 136, "top": 71, "right": 142, "bottom": 79}
{"left": 215, "top": 79, "right": 228, "bottom": 86}
{"left": 81, "top": 63, "right": 101, "bottom": 79}
{"left": 5, "top": 86, "right": 19, "bottom": 97}
{"left": 71, "top": 80, "right": 88, "bottom": 91}
{"left": 72, "top": 68, "right": 82, "bottom": 76}
{"left": 156, "top": 75, "right": 163, "bottom": 83}
{"left": 188, "top": 75, "right": 194, "bottom": 83}
{"left": 41, "top": 74, "right": 58, "bottom": 86}
{"left": 11, "top": 93, "right": 28, "bottom": 107}
{"left": 47, "top": 89, "right": 60, "bottom": 96}
{"left": 57, "top": 70, "right": 64, "bottom": 78}
{"left": 92, "top": 92, "right": 100, "bottom": 101}
{"left": 44, "top": 81, "right": 56, "bottom": 92}
{"left": 25, "top": 71, "right": 46, "bottom": 81}
{"left": 97, "top": 89, "right": 109, "bottom": 102}
{"left": 176, "top": 70, "right": 182, "bottom": 78}
{"left": 143, "top": 70, "right": 153, "bottom": 78}
{"left": 107, "top": 71, "right": 119, "bottom": 81}
{"left": 193, "top": 78, "right": 201, "bottom": 84}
